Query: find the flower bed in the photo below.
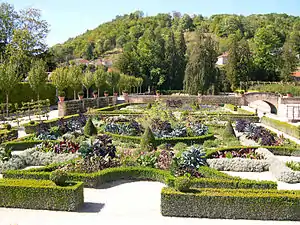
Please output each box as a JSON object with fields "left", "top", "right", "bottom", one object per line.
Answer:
{"left": 257, "top": 148, "right": 300, "bottom": 183}
{"left": 0, "top": 178, "right": 83, "bottom": 211}
{"left": 161, "top": 187, "right": 300, "bottom": 220}
{"left": 3, "top": 166, "right": 277, "bottom": 189}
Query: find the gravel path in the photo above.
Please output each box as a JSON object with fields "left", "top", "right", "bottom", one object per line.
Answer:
{"left": 1, "top": 180, "right": 300, "bottom": 225}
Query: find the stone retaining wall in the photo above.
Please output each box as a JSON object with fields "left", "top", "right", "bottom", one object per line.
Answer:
{"left": 58, "top": 97, "right": 117, "bottom": 116}
{"left": 129, "top": 95, "right": 241, "bottom": 105}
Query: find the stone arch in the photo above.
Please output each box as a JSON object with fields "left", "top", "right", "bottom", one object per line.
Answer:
{"left": 248, "top": 100, "right": 277, "bottom": 114}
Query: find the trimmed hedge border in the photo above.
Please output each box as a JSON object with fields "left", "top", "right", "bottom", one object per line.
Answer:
{"left": 261, "top": 116, "right": 300, "bottom": 139}
{"left": 3, "top": 166, "right": 277, "bottom": 189}
{"left": 0, "top": 179, "right": 84, "bottom": 211}
{"left": 0, "top": 129, "right": 18, "bottom": 144}
{"left": 206, "top": 146, "right": 300, "bottom": 157}
{"left": 104, "top": 132, "right": 215, "bottom": 145}
{"left": 161, "top": 187, "right": 300, "bottom": 220}
{"left": 2, "top": 140, "right": 59, "bottom": 151}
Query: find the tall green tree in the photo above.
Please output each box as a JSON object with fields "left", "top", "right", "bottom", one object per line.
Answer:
{"left": 0, "top": 62, "right": 20, "bottom": 116}
{"left": 253, "top": 26, "right": 281, "bottom": 81}
{"left": 184, "top": 33, "right": 218, "bottom": 95}
{"left": 226, "top": 35, "right": 252, "bottom": 90}
{"left": 280, "top": 38, "right": 298, "bottom": 82}
{"left": 68, "top": 65, "right": 83, "bottom": 99}
{"left": 50, "top": 67, "right": 69, "bottom": 93}
{"left": 174, "top": 30, "right": 187, "bottom": 89}
{"left": 107, "top": 71, "right": 120, "bottom": 93}
{"left": 94, "top": 67, "right": 107, "bottom": 95}
{"left": 27, "top": 59, "right": 48, "bottom": 101}
{"left": 81, "top": 70, "right": 94, "bottom": 98}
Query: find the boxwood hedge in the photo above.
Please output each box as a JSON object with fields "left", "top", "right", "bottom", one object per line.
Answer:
{"left": 104, "top": 132, "right": 215, "bottom": 145}
{"left": 261, "top": 116, "right": 300, "bottom": 139}
{"left": 3, "top": 166, "right": 276, "bottom": 189}
{"left": 161, "top": 187, "right": 300, "bottom": 220}
{"left": 0, "top": 178, "right": 84, "bottom": 211}
{"left": 2, "top": 140, "right": 59, "bottom": 151}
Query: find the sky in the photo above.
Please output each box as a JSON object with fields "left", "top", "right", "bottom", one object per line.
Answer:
{"left": 8, "top": 0, "right": 300, "bottom": 47}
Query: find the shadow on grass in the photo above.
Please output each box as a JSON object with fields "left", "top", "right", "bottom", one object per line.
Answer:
{"left": 78, "top": 202, "right": 105, "bottom": 213}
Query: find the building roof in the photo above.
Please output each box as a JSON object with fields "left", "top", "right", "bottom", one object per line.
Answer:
{"left": 292, "top": 71, "right": 300, "bottom": 77}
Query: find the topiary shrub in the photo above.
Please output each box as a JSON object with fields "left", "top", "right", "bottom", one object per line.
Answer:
{"left": 5, "top": 124, "right": 12, "bottom": 130}
{"left": 147, "top": 103, "right": 152, "bottom": 109}
{"left": 174, "top": 176, "right": 192, "bottom": 192}
{"left": 84, "top": 118, "right": 97, "bottom": 136}
{"left": 50, "top": 170, "right": 68, "bottom": 186}
{"left": 223, "top": 121, "right": 235, "bottom": 138}
{"left": 140, "top": 126, "right": 157, "bottom": 151}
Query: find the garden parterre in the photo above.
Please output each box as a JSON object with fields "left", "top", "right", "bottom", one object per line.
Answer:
{"left": 0, "top": 102, "right": 299, "bottom": 219}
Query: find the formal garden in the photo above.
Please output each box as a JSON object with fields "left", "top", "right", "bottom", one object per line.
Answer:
{"left": 0, "top": 99, "right": 299, "bottom": 221}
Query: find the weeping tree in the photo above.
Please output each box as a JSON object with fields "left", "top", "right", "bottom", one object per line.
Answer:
{"left": 81, "top": 70, "right": 94, "bottom": 98}
{"left": 94, "top": 67, "right": 107, "bottom": 96}
{"left": 0, "top": 62, "right": 20, "bottom": 116}
{"left": 50, "top": 67, "right": 69, "bottom": 96}
{"left": 68, "top": 65, "right": 83, "bottom": 100}
{"left": 184, "top": 33, "right": 218, "bottom": 95}
{"left": 27, "top": 59, "right": 48, "bottom": 101}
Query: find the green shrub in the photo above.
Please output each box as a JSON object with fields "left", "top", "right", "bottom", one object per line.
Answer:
{"left": 84, "top": 118, "right": 97, "bottom": 136}
{"left": 161, "top": 187, "right": 300, "bottom": 220}
{"left": 223, "top": 121, "right": 235, "bottom": 138}
{"left": 140, "top": 127, "right": 156, "bottom": 151}
{"left": 224, "top": 104, "right": 237, "bottom": 111}
{"left": 0, "top": 178, "right": 83, "bottom": 211}
{"left": 147, "top": 103, "right": 152, "bottom": 109}
{"left": 286, "top": 161, "right": 300, "bottom": 171}
{"left": 50, "top": 170, "right": 68, "bottom": 186}
{"left": 174, "top": 176, "right": 192, "bottom": 192}
{"left": 173, "top": 142, "right": 188, "bottom": 153}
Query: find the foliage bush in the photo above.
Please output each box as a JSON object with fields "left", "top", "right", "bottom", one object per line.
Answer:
{"left": 223, "top": 121, "right": 235, "bottom": 138}
{"left": 174, "top": 176, "right": 192, "bottom": 192}
{"left": 0, "top": 178, "right": 83, "bottom": 211}
{"left": 84, "top": 118, "right": 97, "bottom": 136}
{"left": 79, "top": 134, "right": 116, "bottom": 159}
{"left": 50, "top": 170, "right": 68, "bottom": 186}
{"left": 286, "top": 161, "right": 300, "bottom": 171}
{"left": 140, "top": 127, "right": 157, "bottom": 151}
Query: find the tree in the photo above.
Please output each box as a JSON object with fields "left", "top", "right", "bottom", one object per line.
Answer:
{"left": 253, "top": 26, "right": 281, "bottom": 81}
{"left": 81, "top": 70, "right": 94, "bottom": 98}
{"left": 50, "top": 67, "right": 69, "bottom": 92}
{"left": 94, "top": 67, "right": 107, "bottom": 95}
{"left": 27, "top": 59, "right": 48, "bottom": 101}
{"left": 179, "top": 14, "right": 194, "bottom": 31}
{"left": 68, "top": 65, "right": 83, "bottom": 99}
{"left": 184, "top": 33, "right": 218, "bottom": 95}
{"left": 226, "top": 35, "right": 252, "bottom": 90}
{"left": 280, "top": 38, "right": 298, "bottom": 82}
{"left": 0, "top": 62, "right": 20, "bottom": 116}
{"left": 136, "top": 77, "right": 143, "bottom": 93}
{"left": 107, "top": 71, "right": 120, "bottom": 93}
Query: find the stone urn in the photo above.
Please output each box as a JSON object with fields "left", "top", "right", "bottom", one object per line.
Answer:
{"left": 104, "top": 91, "right": 109, "bottom": 97}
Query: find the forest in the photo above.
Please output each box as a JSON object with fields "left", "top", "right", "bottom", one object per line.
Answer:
{"left": 51, "top": 11, "right": 300, "bottom": 93}
{"left": 1, "top": 2, "right": 300, "bottom": 94}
